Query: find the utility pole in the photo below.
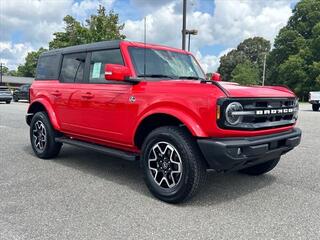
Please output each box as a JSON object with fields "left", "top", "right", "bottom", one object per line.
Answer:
{"left": 0, "top": 62, "right": 3, "bottom": 85}
{"left": 262, "top": 53, "right": 267, "bottom": 86}
{"left": 186, "top": 29, "right": 198, "bottom": 51}
{"left": 182, "top": 0, "right": 187, "bottom": 50}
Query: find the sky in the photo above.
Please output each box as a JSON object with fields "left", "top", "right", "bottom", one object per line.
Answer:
{"left": 0, "top": 0, "right": 299, "bottom": 72}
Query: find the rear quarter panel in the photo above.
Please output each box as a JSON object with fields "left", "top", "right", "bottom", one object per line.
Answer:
{"left": 28, "top": 80, "right": 61, "bottom": 130}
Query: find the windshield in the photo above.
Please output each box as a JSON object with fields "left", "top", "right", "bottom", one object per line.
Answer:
{"left": 129, "top": 47, "right": 205, "bottom": 80}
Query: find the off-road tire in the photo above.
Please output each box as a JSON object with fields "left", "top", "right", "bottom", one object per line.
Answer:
{"left": 239, "top": 158, "right": 280, "bottom": 175}
{"left": 30, "top": 111, "right": 62, "bottom": 159}
{"left": 141, "top": 126, "right": 206, "bottom": 203}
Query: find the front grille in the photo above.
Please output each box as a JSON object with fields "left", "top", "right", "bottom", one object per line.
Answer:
{"left": 218, "top": 98, "right": 298, "bottom": 130}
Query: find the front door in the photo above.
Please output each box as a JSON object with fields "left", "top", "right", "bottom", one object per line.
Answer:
{"left": 79, "top": 49, "right": 132, "bottom": 146}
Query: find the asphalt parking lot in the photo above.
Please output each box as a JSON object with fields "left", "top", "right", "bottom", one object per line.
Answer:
{"left": 0, "top": 101, "right": 319, "bottom": 240}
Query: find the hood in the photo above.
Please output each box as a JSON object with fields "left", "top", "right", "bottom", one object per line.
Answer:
{"left": 218, "top": 82, "right": 295, "bottom": 98}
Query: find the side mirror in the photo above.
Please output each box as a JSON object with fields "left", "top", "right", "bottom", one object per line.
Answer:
{"left": 104, "top": 64, "right": 131, "bottom": 81}
{"left": 211, "top": 72, "right": 221, "bottom": 81}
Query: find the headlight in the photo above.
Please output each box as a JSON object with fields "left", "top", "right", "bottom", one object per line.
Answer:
{"left": 225, "top": 102, "right": 243, "bottom": 125}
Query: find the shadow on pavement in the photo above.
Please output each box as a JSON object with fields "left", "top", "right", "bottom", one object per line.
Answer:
{"left": 188, "top": 172, "right": 276, "bottom": 206}
{"left": 23, "top": 144, "right": 276, "bottom": 206}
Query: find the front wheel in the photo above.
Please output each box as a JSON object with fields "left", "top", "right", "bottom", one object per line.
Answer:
{"left": 141, "top": 126, "right": 206, "bottom": 203}
{"left": 239, "top": 158, "right": 280, "bottom": 176}
{"left": 312, "top": 104, "right": 319, "bottom": 111}
{"left": 30, "top": 111, "right": 62, "bottom": 159}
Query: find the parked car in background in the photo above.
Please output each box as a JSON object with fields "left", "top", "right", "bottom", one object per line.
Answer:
{"left": 13, "top": 84, "right": 31, "bottom": 102}
{"left": 0, "top": 86, "right": 13, "bottom": 104}
{"left": 13, "top": 84, "right": 30, "bottom": 102}
{"left": 309, "top": 91, "right": 320, "bottom": 111}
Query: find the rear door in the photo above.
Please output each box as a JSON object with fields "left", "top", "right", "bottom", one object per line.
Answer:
{"left": 79, "top": 49, "right": 132, "bottom": 145}
{"left": 55, "top": 52, "right": 89, "bottom": 135}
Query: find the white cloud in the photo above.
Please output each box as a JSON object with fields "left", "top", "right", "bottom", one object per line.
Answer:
{"left": 123, "top": 0, "right": 293, "bottom": 73}
{"left": 0, "top": 0, "right": 114, "bottom": 69}
{"left": 124, "top": 2, "right": 182, "bottom": 48}
{"left": 71, "top": 0, "right": 115, "bottom": 20}
{"left": 0, "top": 0, "right": 72, "bottom": 45}
{"left": 211, "top": 0, "right": 292, "bottom": 46}
{"left": 195, "top": 48, "right": 234, "bottom": 73}
{"left": 0, "top": 0, "right": 295, "bottom": 71}
{"left": 0, "top": 42, "right": 33, "bottom": 70}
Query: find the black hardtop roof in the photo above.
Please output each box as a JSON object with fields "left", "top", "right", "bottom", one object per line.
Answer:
{"left": 41, "top": 40, "right": 122, "bottom": 57}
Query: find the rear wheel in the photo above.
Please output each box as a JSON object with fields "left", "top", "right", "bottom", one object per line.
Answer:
{"left": 239, "top": 158, "right": 280, "bottom": 175}
{"left": 30, "top": 111, "right": 62, "bottom": 159}
{"left": 13, "top": 97, "right": 18, "bottom": 102}
{"left": 141, "top": 126, "right": 206, "bottom": 203}
{"left": 6, "top": 100, "right": 11, "bottom": 104}
{"left": 312, "top": 104, "right": 319, "bottom": 111}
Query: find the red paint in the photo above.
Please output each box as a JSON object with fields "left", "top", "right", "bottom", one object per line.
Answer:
{"left": 211, "top": 72, "right": 221, "bottom": 81}
{"left": 28, "top": 41, "right": 297, "bottom": 153}
{"left": 105, "top": 64, "right": 131, "bottom": 81}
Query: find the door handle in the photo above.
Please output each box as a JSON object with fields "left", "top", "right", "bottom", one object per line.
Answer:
{"left": 81, "top": 92, "right": 94, "bottom": 99}
{"left": 51, "top": 90, "right": 61, "bottom": 97}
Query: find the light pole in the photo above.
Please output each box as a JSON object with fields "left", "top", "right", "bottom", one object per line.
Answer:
{"left": 182, "top": 0, "right": 187, "bottom": 50}
{"left": 262, "top": 53, "right": 267, "bottom": 86}
{"left": 0, "top": 62, "right": 3, "bottom": 85}
{"left": 186, "top": 29, "right": 198, "bottom": 51}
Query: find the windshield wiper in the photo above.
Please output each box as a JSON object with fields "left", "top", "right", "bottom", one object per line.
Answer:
{"left": 178, "top": 76, "right": 206, "bottom": 81}
{"left": 138, "top": 74, "right": 174, "bottom": 79}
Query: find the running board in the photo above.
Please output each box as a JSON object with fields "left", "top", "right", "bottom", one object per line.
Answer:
{"left": 55, "top": 137, "right": 138, "bottom": 161}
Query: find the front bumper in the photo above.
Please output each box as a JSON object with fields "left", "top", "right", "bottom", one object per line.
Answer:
{"left": 197, "top": 128, "right": 301, "bottom": 172}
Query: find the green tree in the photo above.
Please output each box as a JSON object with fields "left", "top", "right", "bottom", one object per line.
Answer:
{"left": 16, "top": 48, "right": 47, "bottom": 77}
{"left": 218, "top": 37, "right": 271, "bottom": 81}
{"left": 0, "top": 65, "right": 19, "bottom": 76}
{"left": 49, "top": 5, "right": 125, "bottom": 49}
{"left": 231, "top": 60, "right": 260, "bottom": 85}
{"left": 7, "top": 70, "right": 18, "bottom": 76}
{"left": 267, "top": 0, "right": 320, "bottom": 100}
{"left": 1, "top": 65, "right": 9, "bottom": 75}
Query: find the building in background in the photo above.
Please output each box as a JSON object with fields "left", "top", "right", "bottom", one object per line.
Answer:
{"left": 0, "top": 76, "right": 34, "bottom": 88}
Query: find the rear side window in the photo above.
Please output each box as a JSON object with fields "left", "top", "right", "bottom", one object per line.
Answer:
{"left": 89, "top": 49, "right": 123, "bottom": 83}
{"left": 36, "top": 54, "right": 60, "bottom": 79}
{"left": 60, "top": 53, "right": 87, "bottom": 83}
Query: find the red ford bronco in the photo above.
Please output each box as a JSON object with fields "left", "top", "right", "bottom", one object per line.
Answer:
{"left": 26, "top": 40, "right": 301, "bottom": 203}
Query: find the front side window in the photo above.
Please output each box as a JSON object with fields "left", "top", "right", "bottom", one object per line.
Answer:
{"left": 89, "top": 49, "right": 124, "bottom": 83}
{"left": 129, "top": 47, "right": 205, "bottom": 80}
{"left": 60, "top": 53, "right": 86, "bottom": 83}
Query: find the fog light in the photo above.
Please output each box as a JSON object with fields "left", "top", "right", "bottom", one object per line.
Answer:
{"left": 227, "top": 147, "right": 243, "bottom": 157}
